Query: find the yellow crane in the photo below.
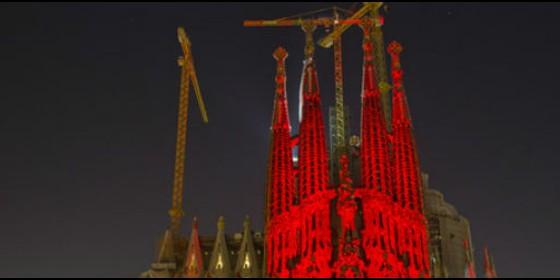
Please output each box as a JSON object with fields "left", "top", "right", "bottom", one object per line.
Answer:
{"left": 317, "top": 2, "right": 383, "bottom": 48}
{"left": 318, "top": 2, "right": 392, "bottom": 130}
{"left": 169, "top": 27, "right": 209, "bottom": 237}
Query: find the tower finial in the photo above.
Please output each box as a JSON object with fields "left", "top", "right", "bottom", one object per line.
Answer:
{"left": 273, "top": 46, "right": 288, "bottom": 63}
{"left": 243, "top": 215, "right": 251, "bottom": 230}
{"left": 388, "top": 40, "right": 403, "bottom": 55}
{"left": 217, "top": 216, "right": 225, "bottom": 231}
{"left": 388, "top": 40, "right": 403, "bottom": 69}
{"left": 192, "top": 216, "right": 198, "bottom": 228}
{"left": 273, "top": 47, "right": 289, "bottom": 101}
{"left": 388, "top": 40, "right": 413, "bottom": 129}
{"left": 360, "top": 20, "right": 374, "bottom": 64}
{"left": 271, "top": 46, "right": 291, "bottom": 131}
{"left": 301, "top": 20, "right": 316, "bottom": 60}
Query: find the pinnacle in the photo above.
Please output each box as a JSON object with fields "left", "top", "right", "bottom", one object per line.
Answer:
{"left": 217, "top": 216, "right": 225, "bottom": 231}
{"left": 192, "top": 216, "right": 198, "bottom": 228}
{"left": 388, "top": 41, "right": 403, "bottom": 56}
{"left": 273, "top": 46, "right": 288, "bottom": 62}
{"left": 243, "top": 215, "right": 251, "bottom": 230}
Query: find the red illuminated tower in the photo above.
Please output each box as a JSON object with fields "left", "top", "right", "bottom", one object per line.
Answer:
{"left": 388, "top": 40, "right": 430, "bottom": 277}
{"left": 357, "top": 22, "right": 403, "bottom": 278}
{"left": 291, "top": 43, "right": 334, "bottom": 278}
{"left": 359, "top": 22, "right": 392, "bottom": 197}
{"left": 389, "top": 41, "right": 421, "bottom": 212}
{"left": 265, "top": 47, "right": 296, "bottom": 278}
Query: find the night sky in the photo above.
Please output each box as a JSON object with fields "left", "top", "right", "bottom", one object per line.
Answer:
{"left": 1, "top": 2, "right": 559, "bottom": 277}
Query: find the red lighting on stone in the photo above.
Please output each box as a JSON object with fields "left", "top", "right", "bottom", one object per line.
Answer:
{"left": 264, "top": 30, "right": 430, "bottom": 279}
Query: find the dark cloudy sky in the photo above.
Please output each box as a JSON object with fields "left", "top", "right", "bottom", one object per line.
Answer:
{"left": 0, "top": 2, "right": 558, "bottom": 278}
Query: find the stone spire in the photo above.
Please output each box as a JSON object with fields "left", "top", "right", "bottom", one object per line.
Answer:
{"left": 464, "top": 239, "right": 477, "bottom": 278}
{"left": 266, "top": 46, "right": 295, "bottom": 222}
{"left": 483, "top": 245, "right": 498, "bottom": 278}
{"left": 156, "top": 229, "right": 176, "bottom": 264}
{"left": 140, "top": 229, "right": 177, "bottom": 278}
{"left": 293, "top": 38, "right": 332, "bottom": 278}
{"left": 297, "top": 41, "right": 329, "bottom": 200}
{"left": 182, "top": 217, "right": 204, "bottom": 278}
{"left": 235, "top": 216, "right": 260, "bottom": 277}
{"left": 388, "top": 40, "right": 431, "bottom": 278}
{"left": 265, "top": 47, "right": 297, "bottom": 278}
{"left": 388, "top": 40, "right": 421, "bottom": 211}
{"left": 207, "top": 216, "right": 232, "bottom": 277}
{"left": 359, "top": 22, "right": 392, "bottom": 197}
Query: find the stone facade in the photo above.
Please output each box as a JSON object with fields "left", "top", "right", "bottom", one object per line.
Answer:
{"left": 422, "top": 173, "right": 474, "bottom": 278}
{"left": 141, "top": 216, "right": 264, "bottom": 278}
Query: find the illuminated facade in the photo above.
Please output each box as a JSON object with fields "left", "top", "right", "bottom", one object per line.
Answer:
{"left": 263, "top": 19, "right": 430, "bottom": 276}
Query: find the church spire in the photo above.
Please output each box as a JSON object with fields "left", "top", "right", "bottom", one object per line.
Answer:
{"left": 297, "top": 44, "right": 329, "bottom": 200}
{"left": 483, "top": 245, "right": 498, "bottom": 278}
{"left": 388, "top": 41, "right": 431, "bottom": 277}
{"left": 264, "top": 47, "right": 298, "bottom": 278}
{"left": 388, "top": 40, "right": 422, "bottom": 212}
{"left": 357, "top": 21, "right": 397, "bottom": 278}
{"left": 140, "top": 229, "right": 177, "bottom": 278}
{"left": 207, "top": 216, "right": 232, "bottom": 277}
{"left": 464, "top": 239, "right": 477, "bottom": 278}
{"left": 359, "top": 22, "right": 392, "bottom": 196}
{"left": 155, "top": 229, "right": 176, "bottom": 264}
{"left": 292, "top": 35, "right": 332, "bottom": 278}
{"left": 266, "top": 46, "right": 295, "bottom": 221}
{"left": 182, "top": 217, "right": 203, "bottom": 278}
{"left": 235, "top": 216, "right": 260, "bottom": 277}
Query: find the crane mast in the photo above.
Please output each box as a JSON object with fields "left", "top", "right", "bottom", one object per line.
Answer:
{"left": 169, "top": 27, "right": 209, "bottom": 238}
{"left": 330, "top": 13, "right": 348, "bottom": 186}
{"left": 332, "top": 12, "right": 346, "bottom": 157}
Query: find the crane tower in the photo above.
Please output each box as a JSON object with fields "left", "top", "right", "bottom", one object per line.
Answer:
{"left": 169, "top": 27, "right": 209, "bottom": 238}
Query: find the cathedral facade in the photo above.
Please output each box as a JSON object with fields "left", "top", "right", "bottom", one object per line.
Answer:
{"left": 262, "top": 23, "right": 430, "bottom": 277}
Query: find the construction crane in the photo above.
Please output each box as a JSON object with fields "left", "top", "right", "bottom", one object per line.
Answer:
{"left": 318, "top": 2, "right": 392, "bottom": 130}
{"left": 244, "top": 6, "right": 365, "bottom": 186}
{"left": 169, "top": 26, "right": 209, "bottom": 238}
